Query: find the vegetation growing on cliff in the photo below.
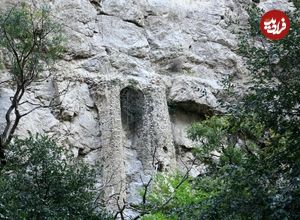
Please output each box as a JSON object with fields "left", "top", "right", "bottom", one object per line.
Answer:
{"left": 135, "top": 2, "right": 300, "bottom": 220}
{"left": 0, "top": 4, "right": 112, "bottom": 219}
{"left": 0, "top": 135, "right": 112, "bottom": 219}
{"left": 0, "top": 1, "right": 299, "bottom": 219}
{"left": 0, "top": 3, "right": 64, "bottom": 164}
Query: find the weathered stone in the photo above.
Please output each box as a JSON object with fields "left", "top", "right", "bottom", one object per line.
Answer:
{"left": 258, "top": 0, "right": 294, "bottom": 11}
{"left": 0, "top": 0, "right": 293, "bottom": 217}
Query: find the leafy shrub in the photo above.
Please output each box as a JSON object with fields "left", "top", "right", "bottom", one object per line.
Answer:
{"left": 0, "top": 135, "right": 112, "bottom": 220}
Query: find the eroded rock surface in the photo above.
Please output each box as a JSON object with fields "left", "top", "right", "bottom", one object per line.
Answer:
{"left": 0, "top": 0, "right": 292, "bottom": 215}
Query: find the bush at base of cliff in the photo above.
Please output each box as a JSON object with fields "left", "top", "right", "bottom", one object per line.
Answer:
{"left": 139, "top": 3, "right": 300, "bottom": 220}
{"left": 0, "top": 135, "right": 112, "bottom": 220}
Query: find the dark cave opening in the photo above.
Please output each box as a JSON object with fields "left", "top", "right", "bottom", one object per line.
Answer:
{"left": 168, "top": 100, "right": 213, "bottom": 117}
{"left": 120, "top": 87, "right": 145, "bottom": 139}
{"left": 168, "top": 100, "right": 213, "bottom": 150}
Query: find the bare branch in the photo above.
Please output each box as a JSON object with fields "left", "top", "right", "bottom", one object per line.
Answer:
{"left": 114, "top": 196, "right": 126, "bottom": 220}
{"left": 140, "top": 175, "right": 152, "bottom": 205}
{"left": 0, "top": 80, "right": 11, "bottom": 85}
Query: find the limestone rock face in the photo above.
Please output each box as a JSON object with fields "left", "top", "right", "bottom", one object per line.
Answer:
{"left": 0, "top": 0, "right": 292, "bottom": 215}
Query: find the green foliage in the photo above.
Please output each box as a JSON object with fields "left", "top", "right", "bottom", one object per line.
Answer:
{"left": 0, "top": 135, "right": 112, "bottom": 219}
{"left": 142, "top": 4, "right": 300, "bottom": 220}
{"left": 291, "top": 0, "right": 300, "bottom": 9}
{"left": 139, "top": 173, "right": 220, "bottom": 220}
{"left": 142, "top": 212, "right": 172, "bottom": 220}
{"left": 0, "top": 3, "right": 64, "bottom": 84}
{"left": 190, "top": 5, "right": 300, "bottom": 220}
{"left": 145, "top": 173, "right": 201, "bottom": 207}
{"left": 0, "top": 3, "right": 65, "bottom": 151}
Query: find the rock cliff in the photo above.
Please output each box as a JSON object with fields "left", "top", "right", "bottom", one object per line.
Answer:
{"left": 0, "top": 0, "right": 292, "bottom": 213}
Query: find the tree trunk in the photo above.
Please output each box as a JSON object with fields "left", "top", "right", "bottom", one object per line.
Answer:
{"left": 0, "top": 146, "right": 6, "bottom": 166}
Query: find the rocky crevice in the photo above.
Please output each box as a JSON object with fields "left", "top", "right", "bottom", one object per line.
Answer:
{"left": 89, "top": 0, "right": 102, "bottom": 14}
{"left": 89, "top": 0, "right": 145, "bottom": 28}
